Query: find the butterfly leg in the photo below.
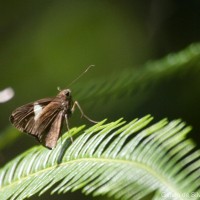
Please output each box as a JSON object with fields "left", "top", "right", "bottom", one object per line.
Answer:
{"left": 64, "top": 114, "right": 73, "bottom": 142}
{"left": 71, "top": 101, "right": 98, "bottom": 123}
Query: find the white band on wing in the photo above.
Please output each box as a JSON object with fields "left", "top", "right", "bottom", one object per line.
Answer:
{"left": 34, "top": 103, "right": 43, "bottom": 121}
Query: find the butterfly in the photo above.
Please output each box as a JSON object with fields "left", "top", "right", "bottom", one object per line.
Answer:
{"left": 10, "top": 88, "right": 97, "bottom": 149}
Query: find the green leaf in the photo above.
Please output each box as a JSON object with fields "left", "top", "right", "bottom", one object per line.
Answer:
{"left": 0, "top": 115, "right": 199, "bottom": 200}
{"left": 74, "top": 43, "right": 200, "bottom": 102}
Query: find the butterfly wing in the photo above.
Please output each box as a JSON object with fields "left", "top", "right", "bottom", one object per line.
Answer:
{"left": 41, "top": 110, "right": 64, "bottom": 149}
{"left": 30, "top": 99, "right": 63, "bottom": 136}
{"left": 10, "top": 98, "right": 54, "bottom": 133}
{"left": 10, "top": 97, "right": 66, "bottom": 148}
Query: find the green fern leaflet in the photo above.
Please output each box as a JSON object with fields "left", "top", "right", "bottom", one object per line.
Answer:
{"left": 0, "top": 115, "right": 200, "bottom": 200}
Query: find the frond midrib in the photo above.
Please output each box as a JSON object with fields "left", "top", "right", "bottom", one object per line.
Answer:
{"left": 0, "top": 156, "right": 181, "bottom": 198}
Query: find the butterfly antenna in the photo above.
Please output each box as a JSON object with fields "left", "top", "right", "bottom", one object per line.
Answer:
{"left": 68, "top": 65, "right": 95, "bottom": 87}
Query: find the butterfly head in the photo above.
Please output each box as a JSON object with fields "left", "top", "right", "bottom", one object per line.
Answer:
{"left": 58, "top": 89, "right": 72, "bottom": 100}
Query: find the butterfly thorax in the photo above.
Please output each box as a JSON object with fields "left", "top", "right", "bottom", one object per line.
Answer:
{"left": 57, "top": 89, "right": 73, "bottom": 116}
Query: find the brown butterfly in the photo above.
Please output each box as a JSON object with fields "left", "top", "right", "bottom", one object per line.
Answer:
{"left": 10, "top": 88, "right": 97, "bottom": 149}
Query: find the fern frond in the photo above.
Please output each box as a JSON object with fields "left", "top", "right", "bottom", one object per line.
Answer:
{"left": 0, "top": 115, "right": 200, "bottom": 200}
{"left": 74, "top": 43, "right": 200, "bottom": 102}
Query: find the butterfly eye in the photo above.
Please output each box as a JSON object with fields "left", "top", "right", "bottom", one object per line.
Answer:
{"left": 65, "top": 91, "right": 70, "bottom": 97}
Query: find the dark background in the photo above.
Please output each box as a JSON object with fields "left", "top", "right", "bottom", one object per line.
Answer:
{"left": 1, "top": 0, "right": 200, "bottom": 199}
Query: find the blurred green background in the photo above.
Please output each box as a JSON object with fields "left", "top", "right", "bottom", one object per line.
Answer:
{"left": 1, "top": 0, "right": 200, "bottom": 199}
